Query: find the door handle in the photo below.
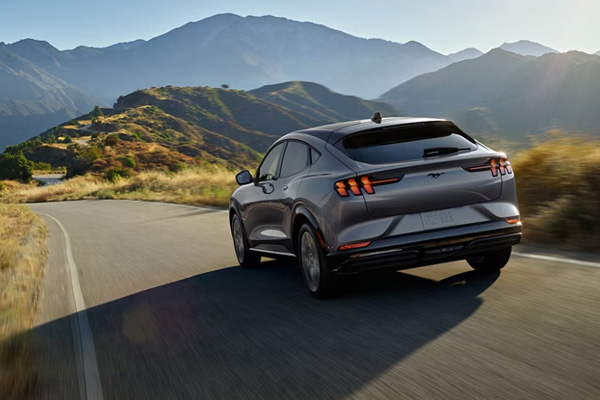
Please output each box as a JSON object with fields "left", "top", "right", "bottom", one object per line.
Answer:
{"left": 283, "top": 185, "right": 288, "bottom": 191}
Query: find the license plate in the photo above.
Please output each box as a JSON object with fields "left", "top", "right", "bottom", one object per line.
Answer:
{"left": 421, "top": 210, "right": 456, "bottom": 229}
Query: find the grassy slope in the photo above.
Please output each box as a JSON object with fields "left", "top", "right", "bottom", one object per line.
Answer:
{"left": 1, "top": 165, "right": 237, "bottom": 208}
{"left": 0, "top": 205, "right": 47, "bottom": 398}
{"left": 513, "top": 133, "right": 600, "bottom": 250}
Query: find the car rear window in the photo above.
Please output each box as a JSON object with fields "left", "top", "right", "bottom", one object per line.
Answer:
{"left": 340, "top": 122, "right": 477, "bottom": 164}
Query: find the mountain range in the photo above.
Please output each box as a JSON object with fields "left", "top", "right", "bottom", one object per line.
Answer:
{"left": 1, "top": 13, "right": 487, "bottom": 151}
{"left": 380, "top": 49, "right": 600, "bottom": 140}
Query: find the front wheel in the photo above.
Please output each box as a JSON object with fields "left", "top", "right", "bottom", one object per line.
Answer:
{"left": 467, "top": 247, "right": 512, "bottom": 271}
{"left": 298, "top": 223, "right": 337, "bottom": 298}
{"left": 231, "top": 214, "right": 260, "bottom": 268}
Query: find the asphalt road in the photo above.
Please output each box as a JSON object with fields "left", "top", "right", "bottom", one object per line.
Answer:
{"left": 24, "top": 200, "right": 600, "bottom": 399}
{"left": 33, "top": 174, "right": 66, "bottom": 186}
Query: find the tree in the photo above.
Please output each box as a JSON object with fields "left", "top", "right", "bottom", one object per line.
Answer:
{"left": 91, "top": 106, "right": 104, "bottom": 118}
{"left": 221, "top": 84, "right": 230, "bottom": 89}
{"left": 0, "top": 152, "right": 33, "bottom": 181}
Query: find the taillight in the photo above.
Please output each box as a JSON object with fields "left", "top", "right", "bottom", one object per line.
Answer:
{"left": 335, "top": 175, "right": 400, "bottom": 197}
{"left": 464, "top": 157, "right": 513, "bottom": 177}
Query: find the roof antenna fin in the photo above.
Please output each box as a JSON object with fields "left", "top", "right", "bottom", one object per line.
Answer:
{"left": 371, "top": 112, "right": 382, "bottom": 124}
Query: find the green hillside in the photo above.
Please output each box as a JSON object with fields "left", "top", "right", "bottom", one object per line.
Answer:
{"left": 2, "top": 83, "right": 400, "bottom": 180}
{"left": 249, "top": 81, "right": 400, "bottom": 121}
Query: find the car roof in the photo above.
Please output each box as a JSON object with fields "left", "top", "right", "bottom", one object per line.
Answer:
{"left": 292, "top": 117, "right": 448, "bottom": 144}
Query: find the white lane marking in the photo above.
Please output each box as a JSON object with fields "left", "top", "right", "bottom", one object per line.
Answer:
{"left": 39, "top": 213, "right": 104, "bottom": 400}
{"left": 513, "top": 252, "right": 600, "bottom": 268}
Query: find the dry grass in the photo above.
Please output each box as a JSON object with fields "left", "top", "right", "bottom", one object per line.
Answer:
{"left": 1, "top": 164, "right": 239, "bottom": 208}
{"left": 0, "top": 205, "right": 47, "bottom": 398}
{"left": 513, "top": 133, "right": 600, "bottom": 251}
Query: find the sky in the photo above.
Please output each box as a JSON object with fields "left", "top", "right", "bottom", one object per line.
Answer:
{"left": 1, "top": 0, "right": 599, "bottom": 55}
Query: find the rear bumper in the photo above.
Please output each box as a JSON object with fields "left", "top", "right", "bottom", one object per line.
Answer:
{"left": 328, "top": 222, "right": 522, "bottom": 274}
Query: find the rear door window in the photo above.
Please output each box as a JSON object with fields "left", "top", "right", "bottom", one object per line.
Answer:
{"left": 340, "top": 122, "right": 477, "bottom": 164}
{"left": 279, "top": 141, "right": 311, "bottom": 178}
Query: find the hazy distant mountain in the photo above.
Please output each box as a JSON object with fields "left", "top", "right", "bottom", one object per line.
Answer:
{"left": 380, "top": 49, "right": 600, "bottom": 140}
{"left": 5, "top": 14, "right": 454, "bottom": 102}
{"left": 0, "top": 42, "right": 104, "bottom": 151}
{"left": 447, "top": 48, "right": 483, "bottom": 62}
{"left": 499, "top": 40, "right": 558, "bottom": 56}
{"left": 595, "top": 50, "right": 600, "bottom": 56}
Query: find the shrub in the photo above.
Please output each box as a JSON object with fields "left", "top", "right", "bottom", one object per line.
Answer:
{"left": 170, "top": 162, "right": 186, "bottom": 172}
{"left": 66, "top": 145, "right": 104, "bottom": 177}
{"left": 0, "top": 152, "right": 33, "bottom": 181}
{"left": 104, "top": 167, "right": 132, "bottom": 182}
{"left": 63, "top": 135, "right": 72, "bottom": 144}
{"left": 118, "top": 156, "right": 136, "bottom": 169}
{"left": 32, "top": 161, "right": 52, "bottom": 171}
{"left": 104, "top": 135, "right": 119, "bottom": 146}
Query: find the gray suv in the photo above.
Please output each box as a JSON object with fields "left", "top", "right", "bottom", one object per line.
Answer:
{"left": 230, "top": 115, "right": 521, "bottom": 297}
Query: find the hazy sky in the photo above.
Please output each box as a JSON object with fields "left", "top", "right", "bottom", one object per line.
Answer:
{"left": 1, "top": 0, "right": 598, "bottom": 54}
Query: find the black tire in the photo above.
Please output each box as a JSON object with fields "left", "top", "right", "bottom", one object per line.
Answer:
{"left": 231, "top": 214, "right": 260, "bottom": 268}
{"left": 467, "top": 246, "right": 512, "bottom": 271}
{"left": 297, "top": 223, "right": 337, "bottom": 298}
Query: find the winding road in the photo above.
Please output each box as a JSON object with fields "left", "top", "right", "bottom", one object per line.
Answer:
{"left": 26, "top": 200, "right": 600, "bottom": 399}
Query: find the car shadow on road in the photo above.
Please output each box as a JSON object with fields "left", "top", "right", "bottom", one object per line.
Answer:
{"left": 11, "top": 262, "right": 499, "bottom": 399}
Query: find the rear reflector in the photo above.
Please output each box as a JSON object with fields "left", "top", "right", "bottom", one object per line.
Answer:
{"left": 335, "top": 175, "right": 401, "bottom": 197}
{"left": 338, "top": 241, "right": 371, "bottom": 251}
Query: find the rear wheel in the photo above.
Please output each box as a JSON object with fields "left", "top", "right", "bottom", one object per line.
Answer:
{"left": 231, "top": 214, "right": 260, "bottom": 268}
{"left": 467, "top": 246, "right": 512, "bottom": 271}
{"left": 298, "top": 223, "right": 337, "bottom": 298}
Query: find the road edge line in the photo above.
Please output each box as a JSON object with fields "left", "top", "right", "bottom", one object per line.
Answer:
{"left": 39, "top": 213, "right": 104, "bottom": 400}
{"left": 513, "top": 251, "right": 600, "bottom": 268}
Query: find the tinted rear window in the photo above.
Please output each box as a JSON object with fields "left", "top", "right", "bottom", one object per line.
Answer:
{"left": 340, "top": 122, "right": 477, "bottom": 164}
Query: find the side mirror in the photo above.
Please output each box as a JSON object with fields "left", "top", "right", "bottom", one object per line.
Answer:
{"left": 235, "top": 170, "right": 253, "bottom": 185}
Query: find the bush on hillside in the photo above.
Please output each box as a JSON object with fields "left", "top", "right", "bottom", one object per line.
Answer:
{"left": 104, "top": 167, "right": 132, "bottom": 182}
{"left": 0, "top": 152, "right": 33, "bottom": 181}
{"left": 104, "top": 135, "right": 119, "bottom": 146}
{"left": 118, "top": 156, "right": 136, "bottom": 169}
{"left": 66, "top": 145, "right": 104, "bottom": 178}
{"left": 32, "top": 161, "right": 52, "bottom": 171}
